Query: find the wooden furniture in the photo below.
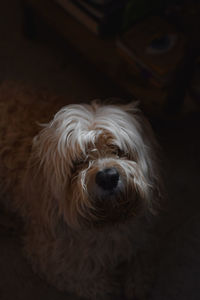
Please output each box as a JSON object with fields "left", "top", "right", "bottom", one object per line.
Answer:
{"left": 22, "top": 0, "right": 187, "bottom": 116}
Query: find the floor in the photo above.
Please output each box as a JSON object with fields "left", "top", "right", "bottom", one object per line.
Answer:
{"left": 0, "top": 1, "right": 200, "bottom": 299}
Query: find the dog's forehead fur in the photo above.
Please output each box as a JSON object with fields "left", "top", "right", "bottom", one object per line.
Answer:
{"left": 47, "top": 102, "right": 146, "bottom": 160}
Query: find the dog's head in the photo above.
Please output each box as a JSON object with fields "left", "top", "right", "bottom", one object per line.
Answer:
{"left": 27, "top": 101, "right": 162, "bottom": 229}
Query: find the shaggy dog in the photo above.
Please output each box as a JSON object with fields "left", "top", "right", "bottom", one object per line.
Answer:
{"left": 0, "top": 82, "right": 162, "bottom": 299}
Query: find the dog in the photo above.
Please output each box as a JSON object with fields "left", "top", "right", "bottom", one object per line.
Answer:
{"left": 0, "top": 82, "right": 162, "bottom": 299}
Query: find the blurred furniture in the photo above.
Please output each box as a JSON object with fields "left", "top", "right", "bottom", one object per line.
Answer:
{"left": 21, "top": 0, "right": 189, "bottom": 117}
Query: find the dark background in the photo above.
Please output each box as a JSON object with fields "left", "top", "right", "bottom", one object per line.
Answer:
{"left": 0, "top": 0, "right": 200, "bottom": 299}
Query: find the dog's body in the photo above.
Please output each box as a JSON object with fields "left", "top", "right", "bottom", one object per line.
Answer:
{"left": 0, "top": 82, "right": 162, "bottom": 299}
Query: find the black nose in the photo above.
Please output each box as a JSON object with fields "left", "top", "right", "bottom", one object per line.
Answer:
{"left": 95, "top": 168, "right": 119, "bottom": 191}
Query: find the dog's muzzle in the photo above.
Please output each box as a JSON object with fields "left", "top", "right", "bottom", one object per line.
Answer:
{"left": 84, "top": 167, "right": 139, "bottom": 227}
{"left": 95, "top": 167, "right": 119, "bottom": 191}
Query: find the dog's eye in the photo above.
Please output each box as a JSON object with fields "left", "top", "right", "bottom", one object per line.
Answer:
{"left": 73, "top": 160, "right": 82, "bottom": 166}
{"left": 72, "top": 155, "right": 88, "bottom": 170}
{"left": 112, "top": 149, "right": 119, "bottom": 156}
{"left": 111, "top": 146, "right": 124, "bottom": 157}
{"left": 73, "top": 159, "right": 85, "bottom": 167}
{"left": 118, "top": 148, "right": 126, "bottom": 157}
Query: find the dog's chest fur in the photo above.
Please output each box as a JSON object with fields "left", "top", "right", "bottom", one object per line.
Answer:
{"left": 24, "top": 219, "right": 140, "bottom": 295}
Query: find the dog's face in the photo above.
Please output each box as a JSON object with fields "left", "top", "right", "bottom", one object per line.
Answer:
{"left": 30, "top": 101, "right": 161, "bottom": 229}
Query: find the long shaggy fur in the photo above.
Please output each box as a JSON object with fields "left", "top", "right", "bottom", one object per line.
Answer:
{"left": 0, "top": 82, "right": 163, "bottom": 299}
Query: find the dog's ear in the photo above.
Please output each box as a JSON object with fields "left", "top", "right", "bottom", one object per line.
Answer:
{"left": 138, "top": 114, "right": 164, "bottom": 214}
{"left": 23, "top": 154, "right": 60, "bottom": 236}
{"left": 116, "top": 101, "right": 164, "bottom": 210}
{"left": 122, "top": 101, "right": 164, "bottom": 213}
{"left": 22, "top": 130, "right": 68, "bottom": 236}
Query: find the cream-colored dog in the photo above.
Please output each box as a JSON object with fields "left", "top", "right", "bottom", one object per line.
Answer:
{"left": 0, "top": 82, "right": 162, "bottom": 299}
